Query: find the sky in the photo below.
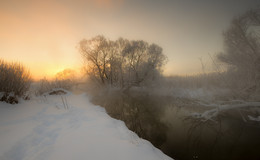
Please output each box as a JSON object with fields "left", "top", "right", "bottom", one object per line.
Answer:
{"left": 0, "top": 0, "right": 259, "bottom": 79}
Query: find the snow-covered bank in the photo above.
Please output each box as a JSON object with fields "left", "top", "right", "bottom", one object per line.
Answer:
{"left": 0, "top": 93, "right": 172, "bottom": 160}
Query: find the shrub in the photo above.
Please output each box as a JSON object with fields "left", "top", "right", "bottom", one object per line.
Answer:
{"left": 35, "top": 78, "right": 74, "bottom": 96}
{"left": 0, "top": 59, "right": 31, "bottom": 103}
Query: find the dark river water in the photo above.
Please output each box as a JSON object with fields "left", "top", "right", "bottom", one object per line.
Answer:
{"left": 161, "top": 105, "right": 260, "bottom": 160}
{"left": 92, "top": 91, "right": 260, "bottom": 160}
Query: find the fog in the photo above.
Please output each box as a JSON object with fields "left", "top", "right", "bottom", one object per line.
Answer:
{"left": 1, "top": 0, "right": 259, "bottom": 78}
{"left": 1, "top": 1, "right": 260, "bottom": 160}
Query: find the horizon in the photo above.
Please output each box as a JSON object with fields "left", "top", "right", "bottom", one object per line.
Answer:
{"left": 1, "top": 0, "right": 259, "bottom": 79}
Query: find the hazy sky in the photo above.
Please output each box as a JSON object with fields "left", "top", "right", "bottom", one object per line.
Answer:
{"left": 0, "top": 0, "right": 259, "bottom": 79}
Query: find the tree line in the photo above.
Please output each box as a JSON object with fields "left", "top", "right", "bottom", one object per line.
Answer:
{"left": 79, "top": 36, "right": 167, "bottom": 89}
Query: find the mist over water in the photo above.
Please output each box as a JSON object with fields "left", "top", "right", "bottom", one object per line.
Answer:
{"left": 1, "top": 1, "right": 260, "bottom": 160}
{"left": 91, "top": 89, "right": 260, "bottom": 160}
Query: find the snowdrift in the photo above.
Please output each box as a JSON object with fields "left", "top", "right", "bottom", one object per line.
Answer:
{"left": 0, "top": 93, "right": 172, "bottom": 160}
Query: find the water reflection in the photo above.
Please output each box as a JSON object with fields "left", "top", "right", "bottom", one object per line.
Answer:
{"left": 92, "top": 92, "right": 260, "bottom": 160}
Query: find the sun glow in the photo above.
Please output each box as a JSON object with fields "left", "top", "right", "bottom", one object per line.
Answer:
{"left": 47, "top": 68, "right": 67, "bottom": 78}
{"left": 30, "top": 64, "right": 76, "bottom": 81}
{"left": 1, "top": 0, "right": 258, "bottom": 79}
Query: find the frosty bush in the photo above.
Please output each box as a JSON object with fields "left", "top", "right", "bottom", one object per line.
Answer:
{"left": 34, "top": 68, "right": 78, "bottom": 96}
{"left": 35, "top": 78, "right": 74, "bottom": 96}
{"left": 0, "top": 59, "right": 31, "bottom": 103}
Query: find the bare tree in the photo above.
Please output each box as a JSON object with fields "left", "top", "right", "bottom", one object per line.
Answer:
{"left": 122, "top": 40, "right": 149, "bottom": 86}
{"left": 79, "top": 36, "right": 167, "bottom": 89}
{"left": 121, "top": 40, "right": 167, "bottom": 88}
{"left": 80, "top": 35, "right": 111, "bottom": 85}
{"left": 217, "top": 8, "right": 260, "bottom": 94}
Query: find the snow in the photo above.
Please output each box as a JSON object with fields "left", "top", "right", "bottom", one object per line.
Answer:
{"left": 191, "top": 101, "right": 260, "bottom": 122}
{"left": 0, "top": 93, "right": 172, "bottom": 160}
{"left": 248, "top": 115, "right": 260, "bottom": 122}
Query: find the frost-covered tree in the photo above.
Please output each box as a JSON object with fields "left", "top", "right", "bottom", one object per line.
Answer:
{"left": 122, "top": 41, "right": 166, "bottom": 87}
{"left": 80, "top": 36, "right": 119, "bottom": 86}
{"left": 217, "top": 8, "right": 260, "bottom": 93}
{"left": 79, "top": 36, "right": 167, "bottom": 89}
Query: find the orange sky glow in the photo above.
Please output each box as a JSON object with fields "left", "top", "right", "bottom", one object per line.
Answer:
{"left": 0, "top": 0, "right": 259, "bottom": 80}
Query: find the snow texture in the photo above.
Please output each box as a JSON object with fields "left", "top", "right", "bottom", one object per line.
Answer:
{"left": 191, "top": 101, "right": 260, "bottom": 122}
{"left": 0, "top": 93, "right": 172, "bottom": 160}
{"left": 248, "top": 115, "right": 260, "bottom": 122}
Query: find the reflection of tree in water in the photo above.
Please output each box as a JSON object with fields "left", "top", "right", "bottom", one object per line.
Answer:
{"left": 83, "top": 8, "right": 260, "bottom": 160}
{"left": 185, "top": 102, "right": 260, "bottom": 160}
